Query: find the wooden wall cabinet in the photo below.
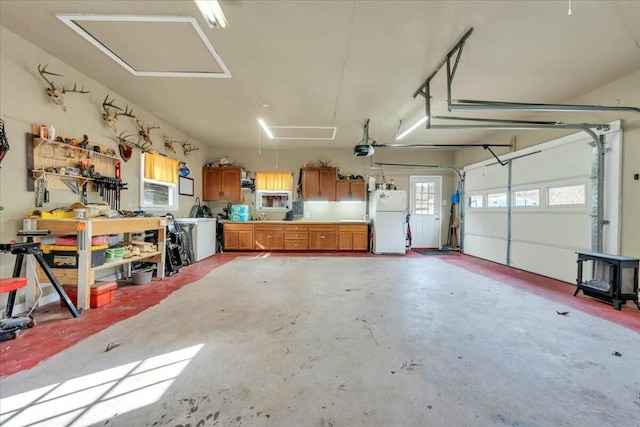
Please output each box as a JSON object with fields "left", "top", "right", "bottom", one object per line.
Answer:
{"left": 338, "top": 224, "right": 369, "bottom": 251}
{"left": 336, "top": 179, "right": 365, "bottom": 201}
{"left": 254, "top": 224, "right": 284, "bottom": 250}
{"left": 308, "top": 224, "right": 338, "bottom": 250}
{"left": 223, "top": 223, "right": 254, "bottom": 250}
{"left": 302, "top": 167, "right": 337, "bottom": 201}
{"left": 203, "top": 167, "right": 242, "bottom": 201}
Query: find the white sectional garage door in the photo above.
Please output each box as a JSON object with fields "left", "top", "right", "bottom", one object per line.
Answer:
{"left": 463, "top": 122, "right": 621, "bottom": 283}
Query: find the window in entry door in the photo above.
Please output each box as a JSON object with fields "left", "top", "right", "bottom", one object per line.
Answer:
{"left": 415, "top": 182, "right": 436, "bottom": 214}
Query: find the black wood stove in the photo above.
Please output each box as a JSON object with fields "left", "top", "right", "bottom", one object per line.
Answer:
{"left": 575, "top": 251, "right": 639, "bottom": 310}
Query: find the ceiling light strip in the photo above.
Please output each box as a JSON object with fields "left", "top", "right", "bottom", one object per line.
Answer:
{"left": 257, "top": 118, "right": 274, "bottom": 139}
{"left": 396, "top": 116, "right": 427, "bottom": 140}
{"left": 194, "top": 0, "right": 228, "bottom": 28}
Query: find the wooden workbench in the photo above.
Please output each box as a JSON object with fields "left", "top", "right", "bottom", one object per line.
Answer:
{"left": 24, "top": 217, "right": 167, "bottom": 310}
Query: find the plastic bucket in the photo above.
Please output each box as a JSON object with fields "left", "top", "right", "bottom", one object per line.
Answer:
{"left": 131, "top": 268, "right": 153, "bottom": 285}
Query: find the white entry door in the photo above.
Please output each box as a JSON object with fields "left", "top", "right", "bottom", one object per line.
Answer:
{"left": 409, "top": 176, "right": 442, "bottom": 249}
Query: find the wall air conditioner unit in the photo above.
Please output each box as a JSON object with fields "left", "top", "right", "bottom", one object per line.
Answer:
{"left": 354, "top": 144, "right": 375, "bottom": 157}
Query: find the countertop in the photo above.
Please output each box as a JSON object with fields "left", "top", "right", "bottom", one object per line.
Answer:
{"left": 220, "top": 220, "right": 370, "bottom": 224}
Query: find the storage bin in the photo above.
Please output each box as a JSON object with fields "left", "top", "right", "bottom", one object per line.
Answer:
{"left": 41, "top": 244, "right": 108, "bottom": 269}
{"left": 60, "top": 281, "right": 117, "bottom": 308}
{"left": 105, "top": 247, "right": 126, "bottom": 262}
{"left": 56, "top": 235, "right": 110, "bottom": 246}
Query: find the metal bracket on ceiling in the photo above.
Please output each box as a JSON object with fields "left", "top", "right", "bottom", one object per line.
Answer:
{"left": 482, "top": 145, "right": 508, "bottom": 166}
{"left": 412, "top": 27, "right": 474, "bottom": 130}
{"left": 408, "top": 27, "right": 638, "bottom": 136}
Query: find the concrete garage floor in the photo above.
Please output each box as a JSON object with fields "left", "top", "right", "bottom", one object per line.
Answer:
{"left": 1, "top": 256, "right": 639, "bottom": 427}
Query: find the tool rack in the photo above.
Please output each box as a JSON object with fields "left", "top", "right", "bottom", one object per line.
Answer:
{"left": 28, "top": 125, "right": 122, "bottom": 207}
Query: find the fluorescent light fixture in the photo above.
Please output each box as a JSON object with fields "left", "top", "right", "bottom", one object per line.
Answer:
{"left": 396, "top": 116, "right": 427, "bottom": 140}
{"left": 194, "top": 0, "right": 228, "bottom": 28}
{"left": 257, "top": 118, "right": 274, "bottom": 139}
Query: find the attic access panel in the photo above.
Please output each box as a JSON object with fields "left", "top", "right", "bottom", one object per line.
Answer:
{"left": 56, "top": 14, "right": 231, "bottom": 78}
{"left": 269, "top": 126, "right": 337, "bottom": 140}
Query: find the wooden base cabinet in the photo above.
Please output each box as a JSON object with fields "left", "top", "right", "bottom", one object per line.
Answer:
{"left": 338, "top": 224, "right": 369, "bottom": 251}
{"left": 254, "top": 224, "right": 284, "bottom": 250}
{"left": 308, "top": 224, "right": 338, "bottom": 250}
{"left": 284, "top": 224, "right": 309, "bottom": 250}
{"left": 224, "top": 223, "right": 254, "bottom": 250}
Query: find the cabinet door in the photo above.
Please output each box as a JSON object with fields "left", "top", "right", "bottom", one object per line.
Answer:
{"left": 318, "top": 168, "right": 336, "bottom": 200}
{"left": 338, "top": 231, "right": 353, "bottom": 250}
{"left": 224, "top": 230, "right": 239, "bottom": 250}
{"left": 336, "top": 181, "right": 351, "bottom": 201}
{"left": 308, "top": 231, "right": 324, "bottom": 249}
{"left": 270, "top": 231, "right": 285, "bottom": 250}
{"left": 254, "top": 231, "right": 270, "bottom": 250}
{"left": 238, "top": 230, "right": 254, "bottom": 250}
{"left": 203, "top": 168, "right": 221, "bottom": 201}
{"left": 349, "top": 180, "right": 365, "bottom": 201}
{"left": 322, "top": 231, "right": 338, "bottom": 249}
{"left": 352, "top": 231, "right": 368, "bottom": 251}
{"left": 220, "top": 168, "right": 241, "bottom": 201}
{"left": 302, "top": 168, "right": 321, "bottom": 201}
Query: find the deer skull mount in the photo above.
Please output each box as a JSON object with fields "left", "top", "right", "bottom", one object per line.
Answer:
{"left": 102, "top": 96, "right": 135, "bottom": 132}
{"left": 136, "top": 118, "right": 159, "bottom": 148}
{"left": 181, "top": 141, "right": 200, "bottom": 158}
{"left": 115, "top": 131, "right": 136, "bottom": 162}
{"left": 38, "top": 64, "right": 89, "bottom": 112}
{"left": 162, "top": 133, "right": 177, "bottom": 154}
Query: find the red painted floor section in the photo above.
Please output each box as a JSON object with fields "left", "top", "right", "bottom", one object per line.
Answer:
{"left": 1, "top": 251, "right": 638, "bottom": 378}
{"left": 0, "top": 253, "right": 239, "bottom": 378}
{"left": 440, "top": 253, "right": 640, "bottom": 333}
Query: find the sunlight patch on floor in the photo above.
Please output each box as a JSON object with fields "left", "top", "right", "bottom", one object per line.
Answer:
{"left": 0, "top": 344, "right": 204, "bottom": 427}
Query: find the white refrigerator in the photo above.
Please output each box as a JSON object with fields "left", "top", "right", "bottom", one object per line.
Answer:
{"left": 369, "top": 190, "right": 407, "bottom": 254}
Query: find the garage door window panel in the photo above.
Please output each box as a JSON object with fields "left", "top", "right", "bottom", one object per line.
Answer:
{"left": 468, "top": 194, "right": 483, "bottom": 209}
{"left": 548, "top": 184, "right": 586, "bottom": 207}
{"left": 487, "top": 193, "right": 507, "bottom": 208}
{"left": 513, "top": 189, "right": 540, "bottom": 207}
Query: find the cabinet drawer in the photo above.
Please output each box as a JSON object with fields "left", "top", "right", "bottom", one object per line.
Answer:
{"left": 284, "top": 224, "right": 309, "bottom": 232}
{"left": 308, "top": 224, "right": 338, "bottom": 232}
{"left": 285, "top": 241, "right": 308, "bottom": 250}
{"left": 254, "top": 224, "right": 284, "bottom": 232}
{"left": 285, "top": 232, "right": 308, "bottom": 241}
{"left": 224, "top": 223, "right": 253, "bottom": 232}
{"left": 338, "top": 224, "right": 368, "bottom": 232}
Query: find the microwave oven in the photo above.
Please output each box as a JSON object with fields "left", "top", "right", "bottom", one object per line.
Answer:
{"left": 256, "top": 191, "right": 292, "bottom": 210}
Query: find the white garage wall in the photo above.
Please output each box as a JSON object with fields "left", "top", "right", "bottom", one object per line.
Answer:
{"left": 463, "top": 123, "right": 621, "bottom": 283}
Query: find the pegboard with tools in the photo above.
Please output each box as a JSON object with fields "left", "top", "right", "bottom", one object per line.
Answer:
{"left": 29, "top": 125, "right": 125, "bottom": 207}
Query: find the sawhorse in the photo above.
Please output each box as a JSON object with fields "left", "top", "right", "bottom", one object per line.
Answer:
{"left": 0, "top": 230, "right": 80, "bottom": 318}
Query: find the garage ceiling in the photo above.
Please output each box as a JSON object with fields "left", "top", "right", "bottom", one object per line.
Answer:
{"left": 1, "top": 0, "right": 639, "bottom": 150}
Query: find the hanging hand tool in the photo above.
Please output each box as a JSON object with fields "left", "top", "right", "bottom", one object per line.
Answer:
{"left": 36, "top": 177, "right": 45, "bottom": 207}
{"left": 61, "top": 178, "right": 79, "bottom": 194}
{"left": 43, "top": 177, "right": 50, "bottom": 203}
